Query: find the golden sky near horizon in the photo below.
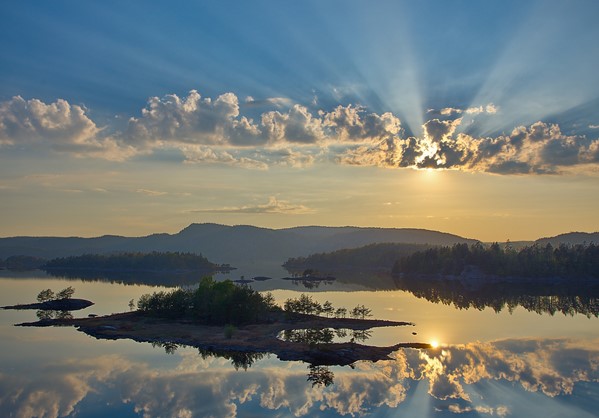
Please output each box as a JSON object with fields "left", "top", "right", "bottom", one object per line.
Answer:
{"left": 1, "top": 2, "right": 598, "bottom": 241}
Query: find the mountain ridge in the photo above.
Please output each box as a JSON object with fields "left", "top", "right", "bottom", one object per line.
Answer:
{"left": 0, "top": 224, "right": 595, "bottom": 268}
{"left": 0, "top": 223, "right": 475, "bottom": 266}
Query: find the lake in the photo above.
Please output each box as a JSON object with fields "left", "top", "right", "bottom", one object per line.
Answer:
{"left": 0, "top": 269, "right": 598, "bottom": 418}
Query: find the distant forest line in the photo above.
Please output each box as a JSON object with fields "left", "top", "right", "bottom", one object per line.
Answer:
{"left": 42, "top": 252, "right": 230, "bottom": 273}
{"left": 0, "top": 252, "right": 228, "bottom": 272}
{"left": 393, "top": 242, "right": 599, "bottom": 280}
{"left": 283, "top": 243, "right": 434, "bottom": 273}
{"left": 285, "top": 242, "right": 599, "bottom": 281}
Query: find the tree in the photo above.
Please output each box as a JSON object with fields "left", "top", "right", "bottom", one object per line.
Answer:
{"left": 307, "top": 365, "right": 334, "bottom": 387}
{"left": 351, "top": 304, "right": 372, "bottom": 319}
{"left": 56, "top": 286, "right": 75, "bottom": 299}
{"left": 37, "top": 289, "right": 55, "bottom": 303}
{"left": 321, "top": 300, "right": 335, "bottom": 317}
{"left": 335, "top": 307, "right": 347, "bottom": 318}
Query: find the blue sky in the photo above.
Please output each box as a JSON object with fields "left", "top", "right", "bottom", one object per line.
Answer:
{"left": 1, "top": 1, "right": 598, "bottom": 239}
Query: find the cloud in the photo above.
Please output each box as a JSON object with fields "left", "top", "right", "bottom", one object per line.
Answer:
{"left": 122, "top": 92, "right": 405, "bottom": 149}
{"left": 2, "top": 92, "right": 598, "bottom": 174}
{"left": 125, "top": 90, "right": 244, "bottom": 146}
{"left": 191, "top": 196, "right": 313, "bottom": 214}
{"left": 432, "top": 103, "right": 498, "bottom": 118}
{"left": 1, "top": 338, "right": 597, "bottom": 418}
{"left": 339, "top": 119, "right": 599, "bottom": 174}
{"left": 0, "top": 96, "right": 98, "bottom": 145}
{"left": 136, "top": 188, "right": 168, "bottom": 196}
{"left": 244, "top": 96, "right": 293, "bottom": 108}
{"left": 179, "top": 145, "right": 269, "bottom": 170}
{"left": 0, "top": 96, "right": 136, "bottom": 161}
{"left": 265, "top": 148, "right": 318, "bottom": 168}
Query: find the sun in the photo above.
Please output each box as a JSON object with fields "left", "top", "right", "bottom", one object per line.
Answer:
{"left": 430, "top": 340, "right": 440, "bottom": 349}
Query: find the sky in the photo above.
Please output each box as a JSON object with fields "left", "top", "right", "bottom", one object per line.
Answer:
{"left": 1, "top": 0, "right": 598, "bottom": 241}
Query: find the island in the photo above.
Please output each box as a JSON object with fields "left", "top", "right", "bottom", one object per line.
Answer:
{"left": 43, "top": 251, "right": 233, "bottom": 275}
{"left": 15, "top": 278, "right": 431, "bottom": 367}
{"left": 3, "top": 298, "right": 93, "bottom": 311}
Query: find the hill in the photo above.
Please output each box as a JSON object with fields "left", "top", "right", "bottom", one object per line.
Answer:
{"left": 283, "top": 243, "right": 435, "bottom": 274}
{"left": 536, "top": 232, "right": 599, "bottom": 246}
{"left": 0, "top": 223, "right": 476, "bottom": 268}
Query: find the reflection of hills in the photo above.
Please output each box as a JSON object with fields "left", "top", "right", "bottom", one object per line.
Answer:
{"left": 393, "top": 275, "right": 599, "bottom": 317}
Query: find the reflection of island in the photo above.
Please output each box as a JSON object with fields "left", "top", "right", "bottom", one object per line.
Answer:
{"left": 152, "top": 341, "right": 268, "bottom": 370}
{"left": 280, "top": 269, "right": 337, "bottom": 289}
{"left": 44, "top": 268, "right": 215, "bottom": 286}
{"left": 2, "top": 337, "right": 597, "bottom": 418}
{"left": 18, "top": 310, "right": 427, "bottom": 368}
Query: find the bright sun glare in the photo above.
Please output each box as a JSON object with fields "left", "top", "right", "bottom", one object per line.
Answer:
{"left": 430, "top": 340, "right": 439, "bottom": 348}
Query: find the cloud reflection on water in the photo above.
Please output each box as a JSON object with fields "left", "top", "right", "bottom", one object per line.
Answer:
{"left": 1, "top": 337, "right": 597, "bottom": 417}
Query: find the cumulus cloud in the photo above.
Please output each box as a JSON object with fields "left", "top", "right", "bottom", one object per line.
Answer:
{"left": 0, "top": 96, "right": 98, "bottom": 145}
{"left": 2, "top": 92, "right": 598, "bottom": 174}
{"left": 190, "top": 196, "right": 313, "bottom": 214}
{"left": 339, "top": 119, "right": 599, "bottom": 174}
{"left": 0, "top": 96, "right": 136, "bottom": 160}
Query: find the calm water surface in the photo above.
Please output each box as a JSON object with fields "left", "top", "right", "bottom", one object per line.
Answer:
{"left": 0, "top": 270, "right": 597, "bottom": 418}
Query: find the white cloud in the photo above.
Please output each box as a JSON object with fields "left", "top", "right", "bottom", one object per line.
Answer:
{"left": 0, "top": 96, "right": 98, "bottom": 145}
{"left": 338, "top": 119, "right": 599, "bottom": 174}
{"left": 0, "top": 96, "right": 136, "bottom": 161}
{"left": 190, "top": 196, "right": 313, "bottom": 214}
{"left": 179, "top": 145, "right": 269, "bottom": 170}
{"left": 136, "top": 188, "right": 168, "bottom": 196}
{"left": 438, "top": 103, "right": 498, "bottom": 117}
{"left": 1, "top": 92, "right": 597, "bottom": 174}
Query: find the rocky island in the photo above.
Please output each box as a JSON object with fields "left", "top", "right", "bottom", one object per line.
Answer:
{"left": 15, "top": 278, "right": 431, "bottom": 366}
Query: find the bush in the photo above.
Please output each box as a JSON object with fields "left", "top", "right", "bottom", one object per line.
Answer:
{"left": 137, "top": 277, "right": 280, "bottom": 325}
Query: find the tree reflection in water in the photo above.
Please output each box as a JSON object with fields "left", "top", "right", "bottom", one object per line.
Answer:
{"left": 151, "top": 341, "right": 268, "bottom": 371}
{"left": 291, "top": 279, "right": 335, "bottom": 289}
{"left": 307, "top": 365, "right": 335, "bottom": 387}
{"left": 36, "top": 310, "right": 74, "bottom": 320}
{"left": 280, "top": 328, "right": 373, "bottom": 345}
{"left": 151, "top": 329, "right": 373, "bottom": 385}
{"left": 392, "top": 276, "right": 599, "bottom": 317}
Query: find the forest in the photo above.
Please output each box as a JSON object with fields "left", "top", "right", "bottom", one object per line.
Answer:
{"left": 42, "top": 251, "right": 226, "bottom": 273}
{"left": 283, "top": 243, "right": 433, "bottom": 273}
{"left": 0, "top": 255, "right": 46, "bottom": 270}
{"left": 393, "top": 242, "right": 599, "bottom": 279}
{"left": 137, "top": 277, "right": 278, "bottom": 325}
